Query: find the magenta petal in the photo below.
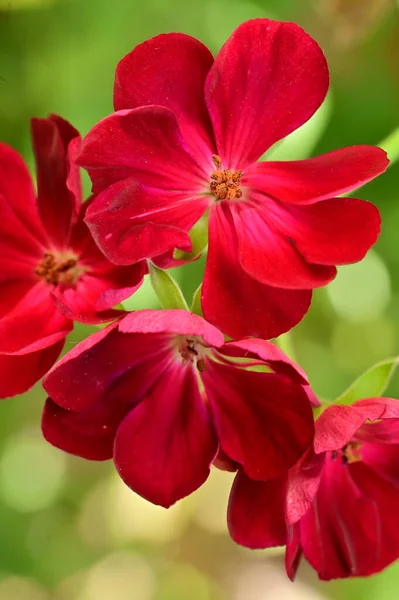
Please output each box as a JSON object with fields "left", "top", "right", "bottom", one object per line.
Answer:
{"left": 114, "top": 33, "right": 215, "bottom": 163}
{"left": 31, "top": 115, "right": 81, "bottom": 246}
{"left": 202, "top": 203, "right": 312, "bottom": 339}
{"left": 85, "top": 179, "right": 209, "bottom": 264}
{"left": 114, "top": 363, "right": 218, "bottom": 507}
{"left": 0, "top": 341, "right": 64, "bottom": 399}
{"left": 286, "top": 452, "right": 325, "bottom": 525}
{"left": 231, "top": 200, "right": 336, "bottom": 289}
{"left": 79, "top": 107, "right": 207, "bottom": 194}
{"left": 246, "top": 146, "right": 389, "bottom": 204}
{"left": 228, "top": 471, "right": 287, "bottom": 549}
{"left": 203, "top": 362, "right": 314, "bottom": 479}
{"left": 42, "top": 398, "right": 118, "bottom": 461}
{"left": 205, "top": 19, "right": 328, "bottom": 169}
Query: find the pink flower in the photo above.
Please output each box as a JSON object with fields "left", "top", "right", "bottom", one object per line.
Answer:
{"left": 228, "top": 398, "right": 399, "bottom": 580}
{"left": 0, "top": 115, "right": 146, "bottom": 399}
{"left": 78, "top": 19, "right": 388, "bottom": 339}
{"left": 42, "top": 309, "right": 315, "bottom": 508}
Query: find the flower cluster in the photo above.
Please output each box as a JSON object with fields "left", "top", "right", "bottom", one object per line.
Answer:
{"left": 1, "top": 18, "right": 398, "bottom": 582}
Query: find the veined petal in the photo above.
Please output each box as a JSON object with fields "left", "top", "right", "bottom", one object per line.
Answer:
{"left": 228, "top": 471, "right": 287, "bottom": 549}
{"left": 202, "top": 203, "right": 312, "bottom": 339}
{"left": 78, "top": 107, "right": 207, "bottom": 194}
{"left": 31, "top": 115, "right": 82, "bottom": 247}
{"left": 203, "top": 362, "right": 314, "bottom": 480}
{"left": 114, "top": 33, "right": 215, "bottom": 163}
{"left": 85, "top": 179, "right": 209, "bottom": 265}
{"left": 0, "top": 342, "right": 64, "bottom": 399}
{"left": 205, "top": 19, "right": 328, "bottom": 169}
{"left": 231, "top": 200, "right": 336, "bottom": 289}
{"left": 246, "top": 147, "right": 389, "bottom": 204}
{"left": 114, "top": 362, "right": 218, "bottom": 507}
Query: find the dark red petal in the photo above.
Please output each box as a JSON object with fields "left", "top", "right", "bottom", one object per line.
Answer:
{"left": 43, "top": 324, "right": 171, "bottom": 411}
{"left": 0, "top": 143, "right": 46, "bottom": 248}
{"left": 85, "top": 179, "right": 209, "bottom": 265}
{"left": 114, "top": 33, "right": 215, "bottom": 162}
{"left": 203, "top": 362, "right": 314, "bottom": 479}
{"left": 114, "top": 363, "right": 218, "bottom": 507}
{"left": 31, "top": 115, "right": 81, "bottom": 247}
{"left": 205, "top": 19, "right": 328, "bottom": 169}
{"left": 257, "top": 197, "right": 380, "bottom": 267}
{"left": 78, "top": 107, "right": 207, "bottom": 194}
{"left": 231, "top": 200, "right": 336, "bottom": 289}
{"left": 202, "top": 203, "right": 312, "bottom": 339}
{"left": 0, "top": 342, "right": 64, "bottom": 399}
{"left": 246, "top": 146, "right": 389, "bottom": 204}
{"left": 357, "top": 419, "right": 399, "bottom": 445}
{"left": 42, "top": 398, "right": 119, "bottom": 461}
{"left": 221, "top": 338, "right": 309, "bottom": 385}
{"left": 360, "top": 438, "right": 399, "bottom": 486}
{"left": 285, "top": 525, "right": 302, "bottom": 581}
{"left": 314, "top": 403, "right": 388, "bottom": 454}
{"left": 286, "top": 452, "right": 325, "bottom": 525}
{"left": 228, "top": 471, "right": 287, "bottom": 549}
{"left": 119, "top": 309, "right": 225, "bottom": 347}
{"left": 0, "top": 283, "right": 72, "bottom": 354}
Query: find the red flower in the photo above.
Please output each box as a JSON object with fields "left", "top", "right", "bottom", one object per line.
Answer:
{"left": 228, "top": 398, "right": 399, "bottom": 580}
{"left": 78, "top": 19, "right": 388, "bottom": 339}
{"left": 42, "top": 309, "right": 315, "bottom": 508}
{"left": 0, "top": 115, "right": 146, "bottom": 399}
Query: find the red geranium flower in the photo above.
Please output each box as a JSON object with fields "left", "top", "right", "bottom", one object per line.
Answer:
{"left": 42, "top": 309, "right": 315, "bottom": 508}
{"left": 0, "top": 115, "right": 146, "bottom": 399}
{"left": 78, "top": 19, "right": 388, "bottom": 339}
{"left": 228, "top": 398, "right": 399, "bottom": 580}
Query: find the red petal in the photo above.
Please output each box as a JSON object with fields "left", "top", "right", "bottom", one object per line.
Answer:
{"left": 202, "top": 203, "right": 312, "bottom": 339}
{"left": 114, "top": 362, "right": 218, "bottom": 507}
{"left": 360, "top": 437, "right": 399, "bottom": 485}
{"left": 285, "top": 525, "right": 302, "bottom": 581}
{"left": 314, "top": 403, "right": 388, "bottom": 454}
{"left": 119, "top": 309, "right": 225, "bottom": 347}
{"left": 228, "top": 471, "right": 287, "bottom": 549}
{"left": 0, "top": 283, "right": 72, "bottom": 354}
{"left": 0, "top": 341, "right": 64, "bottom": 399}
{"left": 79, "top": 107, "right": 207, "bottom": 194}
{"left": 85, "top": 179, "right": 209, "bottom": 264}
{"left": 205, "top": 19, "right": 328, "bottom": 169}
{"left": 246, "top": 146, "right": 389, "bottom": 204}
{"left": 31, "top": 115, "right": 81, "bottom": 247}
{"left": 203, "top": 362, "right": 314, "bottom": 479}
{"left": 114, "top": 33, "right": 215, "bottom": 162}
{"left": 221, "top": 338, "right": 309, "bottom": 385}
{"left": 286, "top": 452, "right": 325, "bottom": 524}
{"left": 231, "top": 200, "right": 336, "bottom": 289}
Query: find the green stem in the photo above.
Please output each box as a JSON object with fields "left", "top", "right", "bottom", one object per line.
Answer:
{"left": 378, "top": 125, "right": 399, "bottom": 166}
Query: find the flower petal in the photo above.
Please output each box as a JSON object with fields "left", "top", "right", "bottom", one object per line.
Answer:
{"left": 79, "top": 107, "right": 207, "bottom": 194}
{"left": 203, "top": 362, "right": 314, "bottom": 480}
{"left": 202, "top": 203, "right": 312, "bottom": 338}
{"left": 0, "top": 283, "right": 72, "bottom": 354}
{"left": 114, "top": 33, "right": 215, "bottom": 162}
{"left": 231, "top": 200, "right": 336, "bottom": 289}
{"left": 205, "top": 19, "right": 328, "bottom": 169}
{"left": 85, "top": 178, "right": 209, "bottom": 264}
{"left": 246, "top": 146, "right": 389, "bottom": 204}
{"left": 0, "top": 342, "right": 64, "bottom": 399}
{"left": 114, "top": 362, "right": 218, "bottom": 507}
{"left": 31, "top": 115, "right": 81, "bottom": 246}
{"left": 228, "top": 471, "right": 287, "bottom": 549}
{"left": 285, "top": 525, "right": 302, "bottom": 581}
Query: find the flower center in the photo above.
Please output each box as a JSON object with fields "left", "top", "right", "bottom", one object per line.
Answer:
{"left": 179, "top": 337, "right": 207, "bottom": 372}
{"left": 210, "top": 155, "right": 243, "bottom": 200}
{"left": 332, "top": 441, "right": 362, "bottom": 465}
{"left": 35, "top": 251, "right": 82, "bottom": 286}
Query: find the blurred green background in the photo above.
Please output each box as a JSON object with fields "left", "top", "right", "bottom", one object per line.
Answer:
{"left": 1, "top": 0, "right": 399, "bottom": 598}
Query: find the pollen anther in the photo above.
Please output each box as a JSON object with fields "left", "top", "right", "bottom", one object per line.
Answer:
{"left": 35, "top": 251, "right": 82, "bottom": 286}
{"left": 210, "top": 155, "right": 243, "bottom": 200}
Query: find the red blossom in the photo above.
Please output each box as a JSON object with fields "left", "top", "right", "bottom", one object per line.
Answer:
{"left": 78, "top": 19, "right": 388, "bottom": 339}
{"left": 0, "top": 115, "right": 146, "bottom": 399}
{"left": 228, "top": 398, "right": 399, "bottom": 580}
{"left": 42, "top": 309, "right": 315, "bottom": 508}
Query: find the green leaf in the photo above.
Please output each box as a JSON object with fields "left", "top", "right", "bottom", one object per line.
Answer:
{"left": 191, "top": 284, "right": 203, "bottom": 316}
{"left": 335, "top": 357, "right": 399, "bottom": 405}
{"left": 149, "top": 263, "right": 189, "bottom": 311}
{"left": 174, "top": 211, "right": 209, "bottom": 261}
